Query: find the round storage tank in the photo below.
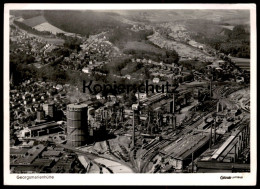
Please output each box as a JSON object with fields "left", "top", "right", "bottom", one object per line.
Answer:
{"left": 66, "top": 104, "right": 88, "bottom": 147}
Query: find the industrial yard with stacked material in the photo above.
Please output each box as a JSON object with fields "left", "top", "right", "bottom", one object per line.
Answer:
{"left": 8, "top": 9, "right": 251, "bottom": 174}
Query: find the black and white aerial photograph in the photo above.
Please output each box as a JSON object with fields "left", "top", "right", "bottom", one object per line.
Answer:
{"left": 4, "top": 3, "right": 257, "bottom": 186}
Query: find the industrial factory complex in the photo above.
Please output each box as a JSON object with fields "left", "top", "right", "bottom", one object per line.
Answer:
{"left": 6, "top": 7, "right": 254, "bottom": 178}
{"left": 8, "top": 78, "right": 251, "bottom": 173}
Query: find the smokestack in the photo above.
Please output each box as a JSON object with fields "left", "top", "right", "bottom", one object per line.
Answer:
{"left": 213, "top": 120, "right": 216, "bottom": 145}
{"left": 132, "top": 110, "right": 135, "bottom": 147}
{"left": 184, "top": 96, "right": 187, "bottom": 105}
{"left": 209, "top": 123, "right": 212, "bottom": 149}
{"left": 168, "top": 115, "right": 172, "bottom": 125}
{"left": 147, "top": 112, "right": 150, "bottom": 134}
{"left": 209, "top": 78, "right": 212, "bottom": 98}
{"left": 137, "top": 91, "right": 140, "bottom": 105}
{"left": 198, "top": 89, "right": 200, "bottom": 102}
{"left": 172, "top": 93, "right": 175, "bottom": 113}
{"left": 172, "top": 115, "right": 176, "bottom": 130}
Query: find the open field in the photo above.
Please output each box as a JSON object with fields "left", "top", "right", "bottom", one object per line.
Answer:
{"left": 148, "top": 32, "right": 214, "bottom": 62}
{"left": 20, "top": 15, "right": 71, "bottom": 35}
{"left": 33, "top": 22, "right": 69, "bottom": 34}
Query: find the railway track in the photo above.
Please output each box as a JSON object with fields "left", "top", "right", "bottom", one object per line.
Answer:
{"left": 52, "top": 142, "right": 135, "bottom": 173}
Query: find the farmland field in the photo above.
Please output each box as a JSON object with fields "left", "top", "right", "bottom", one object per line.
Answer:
{"left": 20, "top": 15, "right": 71, "bottom": 35}
{"left": 148, "top": 32, "right": 213, "bottom": 61}
{"left": 33, "top": 22, "right": 69, "bottom": 34}
{"left": 22, "top": 15, "right": 46, "bottom": 27}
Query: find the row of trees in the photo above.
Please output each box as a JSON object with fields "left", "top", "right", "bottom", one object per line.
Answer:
{"left": 123, "top": 46, "right": 179, "bottom": 64}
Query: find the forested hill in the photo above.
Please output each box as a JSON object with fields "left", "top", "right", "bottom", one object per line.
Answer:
{"left": 43, "top": 10, "right": 128, "bottom": 37}
{"left": 185, "top": 20, "right": 250, "bottom": 58}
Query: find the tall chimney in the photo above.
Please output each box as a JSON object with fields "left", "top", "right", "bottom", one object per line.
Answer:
{"left": 172, "top": 93, "right": 175, "bottom": 113}
{"left": 183, "top": 94, "right": 187, "bottom": 106}
{"left": 172, "top": 115, "right": 176, "bottom": 130}
{"left": 213, "top": 120, "right": 216, "bottom": 144}
{"left": 209, "top": 78, "right": 212, "bottom": 98}
{"left": 132, "top": 110, "right": 135, "bottom": 147}
{"left": 137, "top": 91, "right": 140, "bottom": 105}
{"left": 209, "top": 123, "right": 212, "bottom": 149}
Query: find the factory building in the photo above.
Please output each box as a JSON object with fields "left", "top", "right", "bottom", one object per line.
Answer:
{"left": 66, "top": 103, "right": 88, "bottom": 147}
{"left": 30, "top": 122, "right": 61, "bottom": 137}
{"left": 197, "top": 122, "right": 250, "bottom": 172}
{"left": 20, "top": 121, "right": 62, "bottom": 138}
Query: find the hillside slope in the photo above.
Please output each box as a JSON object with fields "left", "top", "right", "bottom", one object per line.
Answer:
{"left": 43, "top": 10, "right": 128, "bottom": 37}
{"left": 22, "top": 15, "right": 46, "bottom": 27}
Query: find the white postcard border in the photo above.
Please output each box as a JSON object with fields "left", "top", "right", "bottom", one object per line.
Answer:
{"left": 4, "top": 3, "right": 257, "bottom": 186}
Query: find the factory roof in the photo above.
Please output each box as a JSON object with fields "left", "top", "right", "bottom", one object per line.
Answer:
{"left": 211, "top": 135, "right": 235, "bottom": 160}
{"left": 67, "top": 103, "right": 88, "bottom": 109}
{"left": 53, "top": 147, "right": 65, "bottom": 151}
{"left": 31, "top": 158, "right": 54, "bottom": 167}
{"left": 221, "top": 121, "right": 233, "bottom": 128}
{"left": 51, "top": 158, "right": 74, "bottom": 173}
{"left": 43, "top": 103, "right": 54, "bottom": 106}
{"left": 42, "top": 151, "right": 62, "bottom": 157}
{"left": 29, "top": 122, "right": 59, "bottom": 131}
{"left": 27, "top": 144, "right": 46, "bottom": 155}
{"left": 10, "top": 148, "right": 28, "bottom": 155}
{"left": 161, "top": 133, "right": 210, "bottom": 160}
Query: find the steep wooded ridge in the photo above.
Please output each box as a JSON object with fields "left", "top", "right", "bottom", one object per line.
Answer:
{"left": 43, "top": 10, "right": 128, "bottom": 37}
